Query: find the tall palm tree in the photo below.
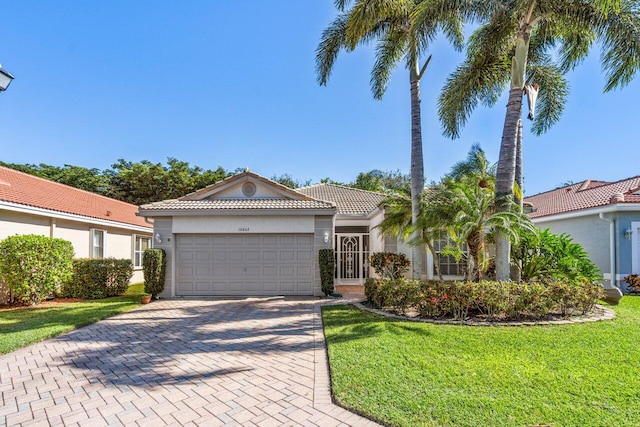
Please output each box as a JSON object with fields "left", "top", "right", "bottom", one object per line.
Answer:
{"left": 429, "top": 0, "right": 640, "bottom": 280}
{"left": 316, "top": 0, "right": 467, "bottom": 279}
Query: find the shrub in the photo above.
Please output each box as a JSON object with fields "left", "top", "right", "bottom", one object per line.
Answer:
{"left": 0, "top": 235, "right": 74, "bottom": 305}
{"left": 369, "top": 252, "right": 410, "bottom": 279}
{"left": 63, "top": 258, "right": 133, "bottom": 299}
{"left": 622, "top": 274, "right": 640, "bottom": 292}
{"left": 366, "top": 277, "right": 602, "bottom": 321}
{"left": 514, "top": 228, "right": 601, "bottom": 282}
{"left": 319, "top": 248, "right": 335, "bottom": 296}
{"left": 143, "top": 249, "right": 166, "bottom": 297}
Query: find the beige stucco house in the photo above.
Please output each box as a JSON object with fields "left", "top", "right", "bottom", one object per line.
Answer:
{"left": 138, "top": 170, "right": 416, "bottom": 298}
{"left": 0, "top": 166, "right": 153, "bottom": 302}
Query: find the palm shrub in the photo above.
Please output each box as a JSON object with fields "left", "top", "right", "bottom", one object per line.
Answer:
{"left": 514, "top": 228, "right": 601, "bottom": 282}
{"left": 319, "top": 248, "right": 335, "bottom": 296}
{"left": 0, "top": 235, "right": 74, "bottom": 305}
{"left": 143, "top": 248, "right": 166, "bottom": 297}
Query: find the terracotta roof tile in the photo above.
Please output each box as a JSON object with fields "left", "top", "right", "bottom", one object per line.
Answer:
{"left": 296, "top": 184, "right": 386, "bottom": 215}
{"left": 524, "top": 176, "right": 640, "bottom": 218}
{"left": 0, "top": 166, "right": 151, "bottom": 229}
{"left": 139, "top": 199, "right": 335, "bottom": 211}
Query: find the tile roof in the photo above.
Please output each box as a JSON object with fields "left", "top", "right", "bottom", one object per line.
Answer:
{"left": 139, "top": 199, "right": 335, "bottom": 211}
{"left": 296, "top": 183, "right": 386, "bottom": 215}
{"left": 0, "top": 166, "right": 152, "bottom": 229}
{"left": 524, "top": 177, "right": 640, "bottom": 219}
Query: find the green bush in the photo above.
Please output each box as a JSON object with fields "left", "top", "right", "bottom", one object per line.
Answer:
{"left": 514, "top": 228, "right": 601, "bottom": 282}
{"left": 0, "top": 235, "right": 74, "bottom": 305}
{"left": 143, "top": 249, "right": 166, "bottom": 297}
{"left": 365, "top": 278, "right": 603, "bottom": 321}
{"left": 319, "top": 248, "right": 335, "bottom": 296}
{"left": 369, "top": 252, "right": 410, "bottom": 279}
{"left": 63, "top": 258, "right": 133, "bottom": 299}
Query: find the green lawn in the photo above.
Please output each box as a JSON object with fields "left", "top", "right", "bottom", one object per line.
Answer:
{"left": 0, "top": 283, "right": 145, "bottom": 355}
{"left": 323, "top": 298, "right": 640, "bottom": 427}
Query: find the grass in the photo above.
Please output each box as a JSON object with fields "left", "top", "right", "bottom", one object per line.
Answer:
{"left": 0, "top": 283, "right": 146, "bottom": 355}
{"left": 322, "top": 298, "right": 640, "bottom": 427}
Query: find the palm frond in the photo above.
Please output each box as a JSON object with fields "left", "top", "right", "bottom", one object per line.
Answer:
{"left": 372, "top": 27, "right": 408, "bottom": 99}
{"left": 527, "top": 61, "right": 569, "bottom": 135}
{"left": 598, "top": 0, "right": 640, "bottom": 91}
{"left": 316, "top": 14, "right": 349, "bottom": 86}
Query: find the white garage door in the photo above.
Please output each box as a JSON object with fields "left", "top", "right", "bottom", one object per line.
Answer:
{"left": 176, "top": 234, "right": 314, "bottom": 296}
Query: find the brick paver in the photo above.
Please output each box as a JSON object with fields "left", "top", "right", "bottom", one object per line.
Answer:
{"left": 0, "top": 297, "right": 379, "bottom": 426}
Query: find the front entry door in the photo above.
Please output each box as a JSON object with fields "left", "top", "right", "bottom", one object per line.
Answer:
{"left": 335, "top": 234, "right": 370, "bottom": 285}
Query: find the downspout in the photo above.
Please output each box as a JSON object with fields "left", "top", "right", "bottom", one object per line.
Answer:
{"left": 599, "top": 212, "right": 623, "bottom": 303}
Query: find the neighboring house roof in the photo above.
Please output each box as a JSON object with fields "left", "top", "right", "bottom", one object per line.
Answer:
{"left": 525, "top": 177, "right": 640, "bottom": 219}
{"left": 0, "top": 166, "right": 152, "bottom": 229}
{"left": 297, "top": 183, "right": 386, "bottom": 216}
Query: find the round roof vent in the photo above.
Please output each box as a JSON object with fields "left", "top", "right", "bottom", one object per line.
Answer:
{"left": 242, "top": 182, "right": 257, "bottom": 197}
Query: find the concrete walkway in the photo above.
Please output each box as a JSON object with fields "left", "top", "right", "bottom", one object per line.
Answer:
{"left": 0, "top": 297, "right": 380, "bottom": 426}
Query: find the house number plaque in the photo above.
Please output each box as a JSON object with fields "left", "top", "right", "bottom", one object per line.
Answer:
{"left": 237, "top": 227, "right": 250, "bottom": 232}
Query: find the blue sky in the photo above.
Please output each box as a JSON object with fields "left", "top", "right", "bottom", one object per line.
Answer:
{"left": 1, "top": 1, "right": 638, "bottom": 196}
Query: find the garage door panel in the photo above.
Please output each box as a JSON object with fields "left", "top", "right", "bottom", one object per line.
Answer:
{"left": 263, "top": 266, "right": 277, "bottom": 276}
{"left": 195, "top": 251, "right": 210, "bottom": 262}
{"left": 176, "top": 234, "right": 313, "bottom": 296}
{"left": 228, "top": 251, "right": 244, "bottom": 262}
{"left": 280, "top": 251, "right": 295, "bottom": 261}
{"left": 263, "top": 251, "right": 277, "bottom": 261}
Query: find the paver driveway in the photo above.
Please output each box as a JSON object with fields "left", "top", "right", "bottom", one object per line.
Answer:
{"left": 0, "top": 298, "right": 380, "bottom": 426}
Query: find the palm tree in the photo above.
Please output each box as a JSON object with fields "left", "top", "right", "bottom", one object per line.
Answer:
{"left": 316, "top": 0, "right": 467, "bottom": 279}
{"left": 429, "top": 0, "right": 640, "bottom": 280}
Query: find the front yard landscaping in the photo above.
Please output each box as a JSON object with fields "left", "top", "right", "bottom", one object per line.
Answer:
{"left": 0, "top": 283, "right": 145, "bottom": 354}
{"left": 323, "top": 297, "right": 640, "bottom": 427}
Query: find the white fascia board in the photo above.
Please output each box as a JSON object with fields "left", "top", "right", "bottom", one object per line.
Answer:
{"left": 1, "top": 201, "right": 152, "bottom": 234}
{"left": 530, "top": 204, "right": 640, "bottom": 223}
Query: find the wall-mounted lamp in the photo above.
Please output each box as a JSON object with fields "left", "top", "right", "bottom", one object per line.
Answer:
{"left": 625, "top": 227, "right": 633, "bottom": 240}
{"left": 155, "top": 232, "right": 162, "bottom": 244}
{"left": 323, "top": 230, "right": 330, "bottom": 244}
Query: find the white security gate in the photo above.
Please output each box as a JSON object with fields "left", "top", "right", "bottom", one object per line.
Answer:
{"left": 176, "top": 234, "right": 314, "bottom": 296}
{"left": 335, "top": 234, "right": 370, "bottom": 284}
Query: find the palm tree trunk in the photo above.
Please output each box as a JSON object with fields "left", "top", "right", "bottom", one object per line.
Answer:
{"left": 515, "top": 118, "right": 523, "bottom": 208}
{"left": 425, "top": 241, "right": 443, "bottom": 280}
{"left": 409, "top": 59, "right": 426, "bottom": 280}
{"left": 494, "top": 87, "right": 523, "bottom": 281}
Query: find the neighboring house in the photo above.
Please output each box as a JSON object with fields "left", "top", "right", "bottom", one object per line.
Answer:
{"left": 0, "top": 166, "right": 153, "bottom": 302}
{"left": 524, "top": 177, "right": 640, "bottom": 296}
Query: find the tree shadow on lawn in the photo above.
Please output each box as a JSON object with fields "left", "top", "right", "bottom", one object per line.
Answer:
{"left": 45, "top": 298, "right": 322, "bottom": 388}
{"left": 321, "top": 305, "right": 412, "bottom": 344}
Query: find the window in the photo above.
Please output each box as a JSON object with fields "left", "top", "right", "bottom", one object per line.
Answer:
{"left": 134, "top": 235, "right": 151, "bottom": 268}
{"left": 91, "top": 229, "right": 105, "bottom": 258}
{"left": 433, "top": 233, "right": 467, "bottom": 276}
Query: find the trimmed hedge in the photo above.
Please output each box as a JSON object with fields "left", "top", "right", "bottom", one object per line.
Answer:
{"left": 319, "top": 248, "right": 335, "bottom": 296}
{"left": 364, "top": 278, "right": 603, "bottom": 320}
{"left": 62, "top": 258, "right": 133, "bottom": 299}
{"left": 369, "top": 252, "right": 410, "bottom": 279}
{"left": 0, "top": 235, "right": 74, "bottom": 305}
{"left": 143, "top": 249, "right": 166, "bottom": 297}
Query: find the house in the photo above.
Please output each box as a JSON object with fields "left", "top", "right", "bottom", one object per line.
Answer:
{"left": 524, "top": 176, "right": 640, "bottom": 298}
{"left": 138, "top": 170, "right": 422, "bottom": 298}
{"left": 0, "top": 166, "right": 153, "bottom": 302}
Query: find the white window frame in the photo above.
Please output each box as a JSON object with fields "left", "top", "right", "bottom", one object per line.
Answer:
{"left": 133, "top": 234, "right": 152, "bottom": 269}
{"left": 90, "top": 229, "right": 106, "bottom": 259}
